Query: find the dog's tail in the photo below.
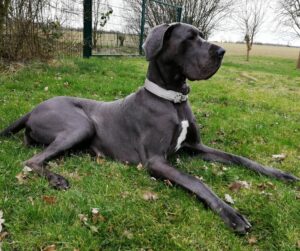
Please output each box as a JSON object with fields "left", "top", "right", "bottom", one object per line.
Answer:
{"left": 0, "top": 112, "right": 31, "bottom": 137}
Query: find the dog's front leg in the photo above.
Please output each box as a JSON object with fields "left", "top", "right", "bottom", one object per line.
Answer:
{"left": 146, "top": 156, "right": 251, "bottom": 234}
{"left": 184, "top": 143, "right": 300, "bottom": 182}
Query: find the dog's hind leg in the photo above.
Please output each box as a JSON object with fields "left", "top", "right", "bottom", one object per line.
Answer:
{"left": 146, "top": 155, "right": 251, "bottom": 234}
{"left": 185, "top": 143, "right": 299, "bottom": 182}
{"left": 25, "top": 128, "right": 93, "bottom": 190}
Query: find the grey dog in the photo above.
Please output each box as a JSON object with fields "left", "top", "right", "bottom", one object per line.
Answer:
{"left": 1, "top": 23, "right": 299, "bottom": 234}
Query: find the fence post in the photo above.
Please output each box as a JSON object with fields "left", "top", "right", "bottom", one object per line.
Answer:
{"left": 139, "top": 0, "right": 147, "bottom": 56}
{"left": 83, "top": 0, "right": 92, "bottom": 58}
{"left": 176, "top": 6, "right": 182, "bottom": 22}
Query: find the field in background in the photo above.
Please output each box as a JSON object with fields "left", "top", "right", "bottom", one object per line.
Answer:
{"left": 215, "top": 42, "right": 300, "bottom": 60}
{"left": 0, "top": 56, "right": 299, "bottom": 250}
{"left": 58, "top": 29, "right": 300, "bottom": 58}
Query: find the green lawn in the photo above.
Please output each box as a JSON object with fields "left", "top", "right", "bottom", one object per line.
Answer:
{"left": 0, "top": 56, "right": 299, "bottom": 250}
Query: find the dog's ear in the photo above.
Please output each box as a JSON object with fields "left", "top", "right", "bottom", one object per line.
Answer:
{"left": 142, "top": 23, "right": 178, "bottom": 61}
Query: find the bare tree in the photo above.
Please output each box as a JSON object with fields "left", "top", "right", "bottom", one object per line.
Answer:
{"left": 92, "top": 0, "right": 113, "bottom": 49}
{"left": 126, "top": 0, "right": 234, "bottom": 39}
{"left": 178, "top": 0, "right": 234, "bottom": 39}
{"left": 277, "top": 0, "right": 300, "bottom": 68}
{"left": 233, "top": 0, "right": 269, "bottom": 61}
{"left": 0, "top": 0, "right": 10, "bottom": 35}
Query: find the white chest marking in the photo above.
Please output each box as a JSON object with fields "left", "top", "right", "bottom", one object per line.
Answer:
{"left": 175, "top": 120, "right": 189, "bottom": 151}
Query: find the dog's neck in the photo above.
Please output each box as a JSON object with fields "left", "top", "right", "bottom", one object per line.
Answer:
{"left": 146, "top": 60, "right": 190, "bottom": 95}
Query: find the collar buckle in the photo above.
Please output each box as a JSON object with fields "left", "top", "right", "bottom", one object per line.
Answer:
{"left": 144, "top": 79, "right": 188, "bottom": 104}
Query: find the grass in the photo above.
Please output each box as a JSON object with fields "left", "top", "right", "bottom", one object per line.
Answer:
{"left": 0, "top": 55, "right": 300, "bottom": 250}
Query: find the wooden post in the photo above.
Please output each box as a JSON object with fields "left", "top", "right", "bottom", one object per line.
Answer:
{"left": 297, "top": 51, "right": 300, "bottom": 69}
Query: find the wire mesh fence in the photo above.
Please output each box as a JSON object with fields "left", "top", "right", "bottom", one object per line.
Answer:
{"left": 0, "top": 0, "right": 182, "bottom": 61}
{"left": 91, "top": 0, "right": 140, "bottom": 56}
{"left": 0, "top": 0, "right": 84, "bottom": 61}
{"left": 90, "top": 0, "right": 182, "bottom": 56}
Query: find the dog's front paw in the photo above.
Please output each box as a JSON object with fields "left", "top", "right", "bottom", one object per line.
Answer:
{"left": 219, "top": 204, "right": 251, "bottom": 234}
{"left": 276, "top": 171, "right": 300, "bottom": 182}
{"left": 48, "top": 173, "right": 70, "bottom": 190}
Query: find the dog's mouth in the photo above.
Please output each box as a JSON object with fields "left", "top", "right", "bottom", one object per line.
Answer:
{"left": 182, "top": 55, "right": 223, "bottom": 81}
{"left": 203, "top": 61, "right": 222, "bottom": 80}
{"left": 186, "top": 61, "right": 222, "bottom": 81}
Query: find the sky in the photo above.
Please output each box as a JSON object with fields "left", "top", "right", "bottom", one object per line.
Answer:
{"left": 108, "top": 0, "right": 300, "bottom": 47}
{"left": 209, "top": 1, "right": 300, "bottom": 47}
{"left": 57, "top": 0, "right": 300, "bottom": 47}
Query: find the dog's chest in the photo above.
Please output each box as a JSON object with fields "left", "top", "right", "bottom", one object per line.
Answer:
{"left": 174, "top": 120, "right": 189, "bottom": 151}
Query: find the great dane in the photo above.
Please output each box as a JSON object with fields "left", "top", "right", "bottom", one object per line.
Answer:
{"left": 1, "top": 23, "right": 299, "bottom": 234}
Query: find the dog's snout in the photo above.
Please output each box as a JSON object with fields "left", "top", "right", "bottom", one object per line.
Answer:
{"left": 217, "top": 47, "right": 226, "bottom": 59}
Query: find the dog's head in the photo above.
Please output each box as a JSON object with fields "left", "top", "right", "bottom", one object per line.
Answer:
{"left": 143, "top": 23, "right": 225, "bottom": 81}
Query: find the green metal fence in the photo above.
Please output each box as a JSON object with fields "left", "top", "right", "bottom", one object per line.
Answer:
{"left": 83, "top": 0, "right": 182, "bottom": 58}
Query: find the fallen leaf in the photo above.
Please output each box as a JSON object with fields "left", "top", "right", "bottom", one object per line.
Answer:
{"left": 92, "top": 208, "right": 99, "bottom": 214}
{"left": 48, "top": 161, "right": 58, "bottom": 168}
{"left": 272, "top": 153, "right": 286, "bottom": 161}
{"left": 247, "top": 236, "right": 258, "bottom": 245}
{"left": 28, "top": 196, "right": 34, "bottom": 205}
{"left": 297, "top": 240, "right": 300, "bottom": 248}
{"left": 142, "top": 191, "right": 158, "bottom": 201}
{"left": 176, "top": 158, "right": 181, "bottom": 165}
{"left": 42, "top": 195, "right": 57, "bottom": 205}
{"left": 0, "top": 210, "right": 5, "bottom": 233}
{"left": 68, "top": 171, "right": 81, "bottom": 181}
{"left": 195, "top": 176, "right": 204, "bottom": 181}
{"left": 224, "top": 194, "right": 234, "bottom": 204}
{"left": 15, "top": 172, "right": 28, "bottom": 184}
{"left": 257, "top": 182, "right": 275, "bottom": 191}
{"left": 16, "top": 166, "right": 34, "bottom": 184}
{"left": 0, "top": 231, "right": 8, "bottom": 241}
{"left": 44, "top": 86, "right": 49, "bottom": 92}
{"left": 260, "top": 191, "right": 273, "bottom": 197}
{"left": 23, "top": 166, "right": 32, "bottom": 173}
{"left": 123, "top": 230, "right": 133, "bottom": 239}
{"left": 229, "top": 180, "right": 251, "bottom": 192}
{"left": 120, "top": 191, "right": 130, "bottom": 198}
{"left": 91, "top": 208, "right": 105, "bottom": 224}
{"left": 78, "top": 214, "right": 88, "bottom": 223}
{"left": 136, "top": 163, "right": 143, "bottom": 171}
{"left": 96, "top": 156, "right": 105, "bottom": 165}
{"left": 42, "top": 244, "right": 56, "bottom": 251}
{"left": 164, "top": 179, "right": 173, "bottom": 186}
{"left": 229, "top": 182, "right": 243, "bottom": 192}
{"left": 150, "top": 177, "right": 157, "bottom": 181}
{"left": 266, "top": 181, "right": 275, "bottom": 189}
{"left": 89, "top": 225, "right": 99, "bottom": 233}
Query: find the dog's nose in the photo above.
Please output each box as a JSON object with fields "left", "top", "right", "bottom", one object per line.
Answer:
{"left": 216, "top": 48, "right": 226, "bottom": 59}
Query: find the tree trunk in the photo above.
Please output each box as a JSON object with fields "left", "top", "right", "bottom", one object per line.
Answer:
{"left": 245, "top": 42, "right": 251, "bottom": 61}
{"left": 297, "top": 51, "right": 300, "bottom": 69}
{"left": 0, "top": 0, "right": 11, "bottom": 35}
{"left": 246, "top": 48, "right": 250, "bottom": 61}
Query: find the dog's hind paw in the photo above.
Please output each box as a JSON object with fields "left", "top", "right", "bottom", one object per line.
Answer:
{"left": 48, "top": 173, "right": 70, "bottom": 190}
